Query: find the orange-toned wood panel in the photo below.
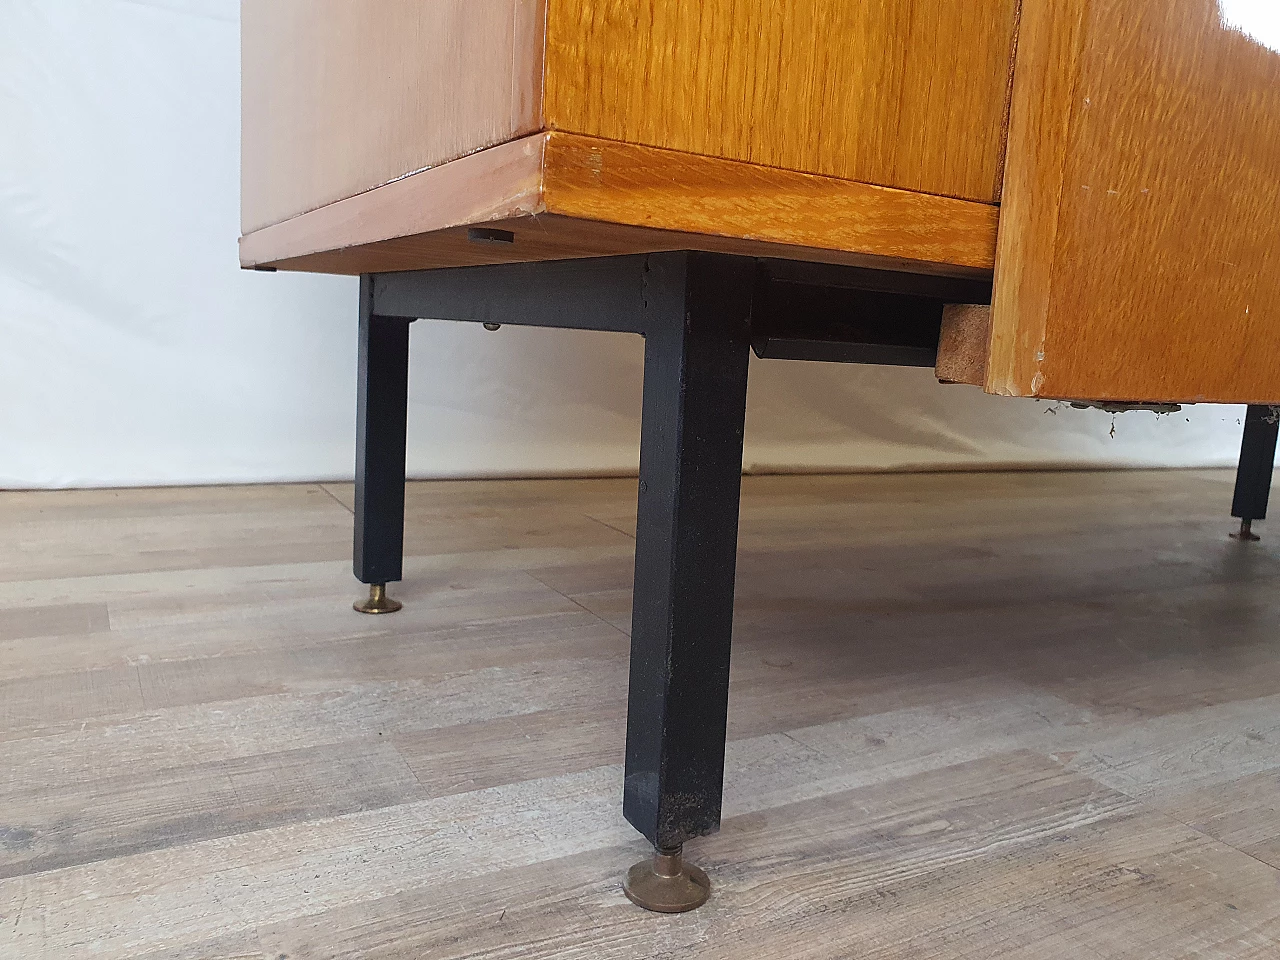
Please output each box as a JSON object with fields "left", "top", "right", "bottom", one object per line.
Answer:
{"left": 240, "top": 133, "right": 1000, "bottom": 276}
{"left": 990, "top": 0, "right": 1280, "bottom": 403}
{"left": 541, "top": 135, "right": 998, "bottom": 271}
{"left": 542, "top": 0, "right": 1021, "bottom": 203}
{"left": 242, "top": 215, "right": 998, "bottom": 278}
{"left": 241, "top": 0, "right": 546, "bottom": 233}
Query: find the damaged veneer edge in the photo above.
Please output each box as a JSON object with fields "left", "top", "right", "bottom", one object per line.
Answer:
{"left": 934, "top": 304, "right": 1183, "bottom": 414}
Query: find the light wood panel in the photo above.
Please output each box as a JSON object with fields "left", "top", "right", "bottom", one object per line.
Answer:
{"left": 989, "top": 0, "right": 1280, "bottom": 403}
{"left": 240, "top": 0, "right": 546, "bottom": 233}
{"left": 542, "top": 0, "right": 1021, "bottom": 203}
{"left": 239, "top": 133, "right": 1000, "bottom": 276}
{"left": 238, "top": 135, "right": 547, "bottom": 270}
{"left": 4, "top": 470, "right": 1280, "bottom": 957}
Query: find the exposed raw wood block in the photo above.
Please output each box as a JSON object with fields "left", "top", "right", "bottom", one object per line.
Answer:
{"left": 936, "top": 304, "right": 992, "bottom": 387}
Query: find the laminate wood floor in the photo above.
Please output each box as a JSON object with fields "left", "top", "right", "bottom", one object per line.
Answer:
{"left": 2, "top": 470, "right": 1279, "bottom": 959}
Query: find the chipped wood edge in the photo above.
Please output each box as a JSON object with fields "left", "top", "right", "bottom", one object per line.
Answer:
{"left": 987, "top": 0, "right": 1088, "bottom": 397}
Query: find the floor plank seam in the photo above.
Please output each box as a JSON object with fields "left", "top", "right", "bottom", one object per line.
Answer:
{"left": 581, "top": 512, "right": 637, "bottom": 541}
{"left": 1138, "top": 800, "right": 1280, "bottom": 876}
{"left": 1057, "top": 759, "right": 1280, "bottom": 876}
{"left": 525, "top": 572, "right": 633, "bottom": 641}
{"left": 318, "top": 483, "right": 355, "bottom": 516}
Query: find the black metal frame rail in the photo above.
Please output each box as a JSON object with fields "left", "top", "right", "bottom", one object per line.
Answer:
{"left": 347, "top": 249, "right": 1274, "bottom": 911}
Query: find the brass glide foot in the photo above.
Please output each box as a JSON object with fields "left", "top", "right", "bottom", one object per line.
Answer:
{"left": 354, "top": 583, "right": 403, "bottom": 614}
{"left": 623, "top": 846, "right": 710, "bottom": 913}
{"left": 1231, "top": 519, "right": 1262, "bottom": 542}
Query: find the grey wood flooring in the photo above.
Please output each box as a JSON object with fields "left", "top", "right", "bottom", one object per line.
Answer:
{"left": 1, "top": 470, "right": 1278, "bottom": 958}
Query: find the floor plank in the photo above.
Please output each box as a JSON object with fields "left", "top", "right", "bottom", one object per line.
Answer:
{"left": 1, "top": 470, "right": 1279, "bottom": 959}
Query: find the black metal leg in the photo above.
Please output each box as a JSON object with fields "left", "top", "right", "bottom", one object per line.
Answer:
{"left": 353, "top": 275, "right": 412, "bottom": 612}
{"left": 349, "top": 251, "right": 993, "bottom": 911}
{"left": 1231, "top": 405, "right": 1278, "bottom": 541}
{"left": 620, "top": 254, "right": 753, "bottom": 911}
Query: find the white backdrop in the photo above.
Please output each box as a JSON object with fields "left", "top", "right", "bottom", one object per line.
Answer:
{"left": 0, "top": 0, "right": 1249, "bottom": 489}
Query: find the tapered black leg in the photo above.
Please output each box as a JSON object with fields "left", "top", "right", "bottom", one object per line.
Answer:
{"left": 353, "top": 275, "right": 412, "bottom": 610}
{"left": 1231, "top": 405, "right": 1278, "bottom": 541}
{"left": 620, "top": 254, "right": 753, "bottom": 909}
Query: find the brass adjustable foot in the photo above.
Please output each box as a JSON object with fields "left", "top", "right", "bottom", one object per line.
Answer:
{"left": 354, "top": 583, "right": 403, "bottom": 614}
{"left": 623, "top": 845, "right": 710, "bottom": 913}
{"left": 1231, "top": 519, "right": 1261, "bottom": 542}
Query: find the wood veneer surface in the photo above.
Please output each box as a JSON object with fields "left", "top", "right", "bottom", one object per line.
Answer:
{"left": 241, "top": 0, "right": 1020, "bottom": 235}
{"left": 241, "top": 0, "right": 546, "bottom": 233}
{"left": 989, "top": 0, "right": 1280, "bottom": 403}
{"left": 543, "top": 0, "right": 1022, "bottom": 203}
{"left": 239, "top": 133, "right": 1001, "bottom": 276}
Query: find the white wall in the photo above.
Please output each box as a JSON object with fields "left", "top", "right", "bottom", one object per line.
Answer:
{"left": 0, "top": 0, "right": 1249, "bottom": 489}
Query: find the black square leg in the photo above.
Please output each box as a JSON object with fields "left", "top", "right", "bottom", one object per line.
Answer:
{"left": 621, "top": 254, "right": 754, "bottom": 911}
{"left": 1231, "top": 405, "right": 1278, "bottom": 541}
{"left": 353, "top": 275, "right": 412, "bottom": 612}
{"left": 345, "top": 250, "right": 993, "bottom": 911}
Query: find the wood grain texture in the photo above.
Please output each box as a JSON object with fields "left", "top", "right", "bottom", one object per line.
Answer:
{"left": 238, "top": 135, "right": 548, "bottom": 270}
{"left": 240, "top": 133, "right": 1000, "bottom": 275}
{"left": 542, "top": 0, "right": 1021, "bottom": 203}
{"left": 4, "top": 470, "right": 1280, "bottom": 957}
{"left": 541, "top": 135, "right": 999, "bottom": 269}
{"left": 240, "top": 0, "right": 1019, "bottom": 235}
{"left": 936, "top": 304, "right": 993, "bottom": 386}
{"left": 240, "top": 0, "right": 546, "bottom": 233}
{"left": 989, "top": 0, "right": 1280, "bottom": 403}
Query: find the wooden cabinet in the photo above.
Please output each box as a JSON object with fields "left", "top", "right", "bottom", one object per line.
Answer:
{"left": 241, "top": 0, "right": 1280, "bottom": 404}
{"left": 241, "top": 0, "right": 1020, "bottom": 232}
{"left": 240, "top": 0, "right": 1012, "bottom": 278}
{"left": 990, "top": 0, "right": 1280, "bottom": 404}
{"left": 540, "top": 0, "right": 1020, "bottom": 204}
{"left": 239, "top": 2, "right": 1280, "bottom": 905}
